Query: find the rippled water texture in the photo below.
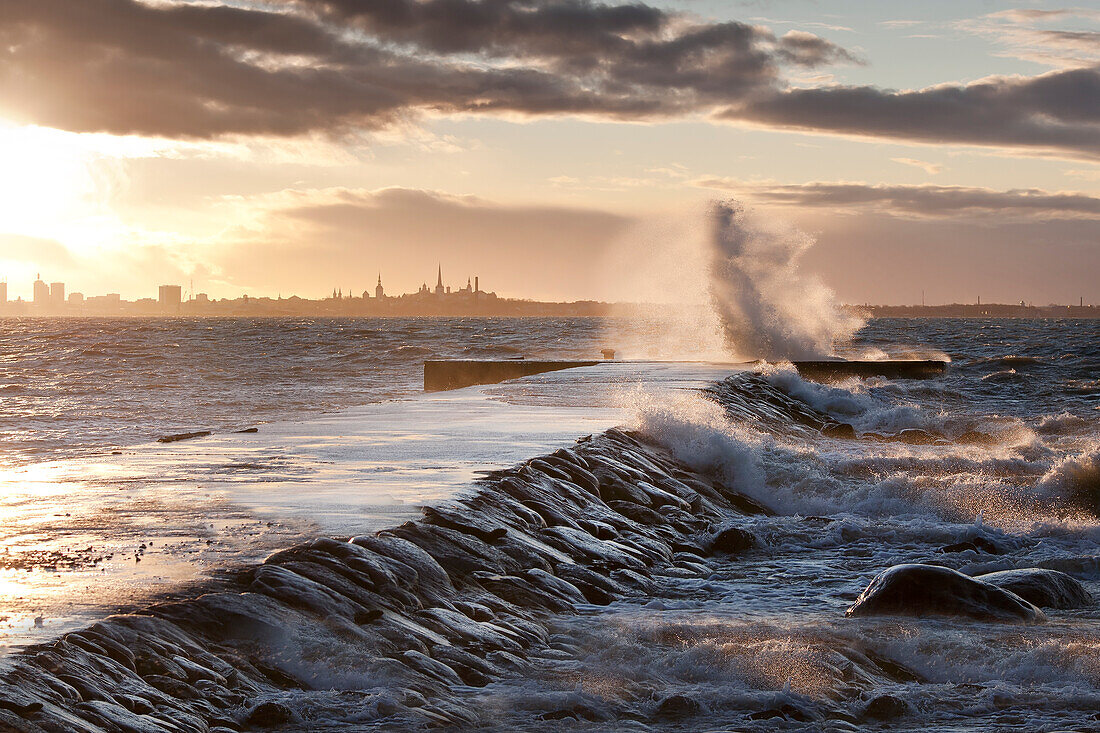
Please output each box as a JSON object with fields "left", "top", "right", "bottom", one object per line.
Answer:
{"left": 0, "top": 317, "right": 617, "bottom": 465}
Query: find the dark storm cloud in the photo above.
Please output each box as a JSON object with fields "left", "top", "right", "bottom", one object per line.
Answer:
{"left": 0, "top": 0, "right": 851, "bottom": 138}
{"left": 726, "top": 66, "right": 1100, "bottom": 158}
{"left": 696, "top": 179, "right": 1100, "bottom": 218}
{"left": 2, "top": 0, "right": 1096, "bottom": 157}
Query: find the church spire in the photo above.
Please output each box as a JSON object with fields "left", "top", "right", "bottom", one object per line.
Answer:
{"left": 436, "top": 264, "right": 443, "bottom": 289}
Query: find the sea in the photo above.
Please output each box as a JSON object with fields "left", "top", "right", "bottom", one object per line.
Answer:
{"left": 0, "top": 315, "right": 1098, "bottom": 731}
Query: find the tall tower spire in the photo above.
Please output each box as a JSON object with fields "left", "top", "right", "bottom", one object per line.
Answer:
{"left": 437, "top": 264, "right": 443, "bottom": 288}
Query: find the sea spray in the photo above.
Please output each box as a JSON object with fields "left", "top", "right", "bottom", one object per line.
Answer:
{"left": 708, "top": 201, "right": 863, "bottom": 361}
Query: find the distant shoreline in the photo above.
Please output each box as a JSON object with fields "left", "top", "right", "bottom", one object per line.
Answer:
{"left": 0, "top": 301, "right": 1096, "bottom": 318}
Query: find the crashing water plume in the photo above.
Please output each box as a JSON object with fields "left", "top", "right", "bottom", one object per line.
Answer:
{"left": 708, "top": 200, "right": 863, "bottom": 361}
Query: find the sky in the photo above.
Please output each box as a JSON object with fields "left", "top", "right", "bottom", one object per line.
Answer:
{"left": 0, "top": 0, "right": 1098, "bottom": 305}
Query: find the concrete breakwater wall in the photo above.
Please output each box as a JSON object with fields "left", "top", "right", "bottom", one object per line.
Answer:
{"left": 0, "top": 424, "right": 931, "bottom": 731}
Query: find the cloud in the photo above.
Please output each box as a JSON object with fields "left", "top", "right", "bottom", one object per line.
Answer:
{"left": 0, "top": 0, "right": 852, "bottom": 139}
{"left": 693, "top": 179, "right": 1100, "bottom": 219}
{"left": 2, "top": 0, "right": 1097, "bottom": 159}
{"left": 722, "top": 66, "right": 1100, "bottom": 159}
{"left": 890, "top": 157, "right": 943, "bottom": 174}
{"left": 957, "top": 9, "right": 1100, "bottom": 69}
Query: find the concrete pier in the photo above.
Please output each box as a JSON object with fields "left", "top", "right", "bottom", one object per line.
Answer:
{"left": 424, "top": 358, "right": 948, "bottom": 391}
{"left": 424, "top": 359, "right": 600, "bottom": 391}
{"left": 792, "top": 359, "right": 947, "bottom": 380}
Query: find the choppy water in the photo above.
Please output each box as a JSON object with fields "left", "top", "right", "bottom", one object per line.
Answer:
{"left": 0, "top": 317, "right": 611, "bottom": 466}
{"left": 1, "top": 316, "right": 1098, "bottom": 731}
{"left": 530, "top": 316, "right": 1100, "bottom": 732}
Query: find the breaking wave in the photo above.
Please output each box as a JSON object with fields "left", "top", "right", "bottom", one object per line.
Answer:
{"left": 707, "top": 201, "right": 863, "bottom": 361}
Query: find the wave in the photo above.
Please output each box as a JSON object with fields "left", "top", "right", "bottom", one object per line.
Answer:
{"left": 1036, "top": 412, "right": 1093, "bottom": 436}
{"left": 629, "top": 371, "right": 1099, "bottom": 534}
{"left": 968, "top": 355, "right": 1045, "bottom": 370}
{"left": 981, "top": 368, "right": 1023, "bottom": 382}
{"left": 707, "top": 201, "right": 862, "bottom": 361}
{"left": 3, "top": 369, "right": 1098, "bottom": 731}
{"left": 1035, "top": 446, "right": 1100, "bottom": 512}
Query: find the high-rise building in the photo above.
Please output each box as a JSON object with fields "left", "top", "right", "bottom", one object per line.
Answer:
{"left": 33, "top": 275, "right": 49, "bottom": 305}
{"left": 0, "top": 281, "right": 7, "bottom": 305}
{"left": 68, "top": 292, "right": 84, "bottom": 306}
{"left": 158, "top": 285, "right": 183, "bottom": 312}
{"left": 50, "top": 282, "right": 65, "bottom": 308}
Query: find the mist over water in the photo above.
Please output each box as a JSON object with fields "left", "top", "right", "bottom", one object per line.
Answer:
{"left": 707, "top": 200, "right": 863, "bottom": 361}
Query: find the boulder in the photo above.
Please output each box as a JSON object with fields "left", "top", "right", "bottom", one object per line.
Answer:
{"left": 846, "top": 564, "right": 1045, "bottom": 623}
{"left": 938, "top": 536, "right": 1004, "bottom": 555}
{"left": 655, "top": 694, "right": 701, "bottom": 718}
{"left": 976, "top": 568, "right": 1091, "bottom": 609}
{"left": 708, "top": 527, "right": 758, "bottom": 555}
{"left": 862, "top": 694, "right": 908, "bottom": 721}
{"left": 246, "top": 701, "right": 293, "bottom": 727}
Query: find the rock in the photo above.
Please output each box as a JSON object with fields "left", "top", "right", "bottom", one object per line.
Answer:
{"left": 452, "top": 600, "right": 494, "bottom": 622}
{"left": 522, "top": 568, "right": 587, "bottom": 605}
{"left": 938, "top": 536, "right": 1004, "bottom": 555}
{"left": 157, "top": 431, "right": 211, "bottom": 443}
{"left": 749, "top": 703, "right": 818, "bottom": 722}
{"left": 399, "top": 650, "right": 464, "bottom": 686}
{"left": 249, "top": 564, "right": 363, "bottom": 619}
{"left": 246, "top": 701, "right": 293, "bottom": 727}
{"left": 540, "top": 526, "right": 648, "bottom": 570}
{"left": 708, "top": 527, "right": 758, "bottom": 555}
{"left": 353, "top": 534, "right": 453, "bottom": 592}
{"left": 416, "top": 606, "right": 527, "bottom": 653}
{"left": 422, "top": 505, "right": 509, "bottom": 544}
{"left": 863, "top": 694, "right": 909, "bottom": 720}
{"left": 468, "top": 572, "right": 575, "bottom": 615}
{"left": 539, "top": 703, "right": 606, "bottom": 722}
{"left": 976, "top": 568, "right": 1091, "bottom": 609}
{"left": 821, "top": 422, "right": 856, "bottom": 438}
{"left": 606, "top": 500, "right": 665, "bottom": 526}
{"left": 0, "top": 698, "right": 43, "bottom": 716}
{"left": 862, "top": 649, "right": 925, "bottom": 683}
{"left": 430, "top": 645, "right": 499, "bottom": 686}
{"left": 655, "top": 694, "right": 700, "bottom": 718}
{"left": 895, "top": 428, "right": 945, "bottom": 445}
{"left": 846, "top": 564, "right": 1045, "bottom": 623}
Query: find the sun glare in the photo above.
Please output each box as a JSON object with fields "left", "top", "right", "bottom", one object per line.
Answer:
{"left": 0, "top": 123, "right": 96, "bottom": 238}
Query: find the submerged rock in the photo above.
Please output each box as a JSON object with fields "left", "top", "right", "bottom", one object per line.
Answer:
{"left": 246, "top": 701, "right": 293, "bottom": 727}
{"left": 862, "top": 694, "right": 909, "bottom": 721}
{"left": 937, "top": 535, "right": 1005, "bottom": 555}
{"left": 846, "top": 564, "right": 1045, "bottom": 623}
{"left": 708, "top": 527, "right": 758, "bottom": 555}
{"left": 976, "top": 568, "right": 1092, "bottom": 609}
{"left": 654, "top": 693, "right": 701, "bottom": 719}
